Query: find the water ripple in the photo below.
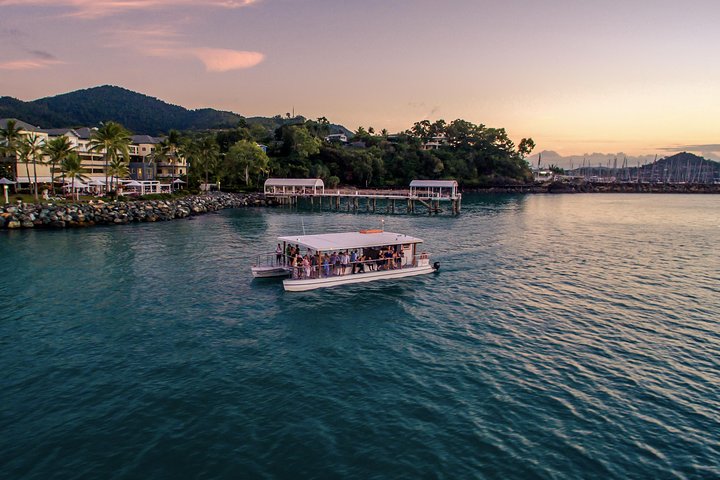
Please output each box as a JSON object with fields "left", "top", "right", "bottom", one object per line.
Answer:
{"left": 1, "top": 194, "right": 719, "bottom": 479}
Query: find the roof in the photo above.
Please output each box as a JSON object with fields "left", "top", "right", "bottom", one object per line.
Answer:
{"left": 278, "top": 231, "right": 423, "bottom": 251}
{"left": 0, "top": 118, "right": 41, "bottom": 132}
{"left": 40, "top": 128, "right": 78, "bottom": 137}
{"left": 410, "top": 180, "right": 458, "bottom": 188}
{"left": 265, "top": 178, "right": 324, "bottom": 187}
{"left": 132, "top": 135, "right": 160, "bottom": 145}
{"left": 74, "top": 127, "right": 95, "bottom": 140}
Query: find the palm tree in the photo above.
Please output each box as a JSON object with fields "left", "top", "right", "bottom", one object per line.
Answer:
{"left": 197, "top": 136, "right": 219, "bottom": 191}
{"left": 156, "top": 130, "right": 182, "bottom": 189}
{"left": 88, "top": 121, "right": 131, "bottom": 192}
{"left": 152, "top": 139, "right": 171, "bottom": 182}
{"left": 43, "top": 136, "right": 74, "bottom": 195}
{"left": 21, "top": 134, "right": 44, "bottom": 202}
{"left": 0, "top": 120, "right": 24, "bottom": 191}
{"left": 61, "top": 153, "right": 86, "bottom": 201}
{"left": 178, "top": 138, "right": 198, "bottom": 190}
{"left": 16, "top": 141, "right": 32, "bottom": 195}
{"left": 107, "top": 156, "right": 129, "bottom": 193}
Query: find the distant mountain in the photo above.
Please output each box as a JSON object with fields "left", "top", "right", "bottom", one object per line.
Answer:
{"left": 0, "top": 85, "right": 351, "bottom": 136}
{"left": 566, "top": 152, "right": 720, "bottom": 182}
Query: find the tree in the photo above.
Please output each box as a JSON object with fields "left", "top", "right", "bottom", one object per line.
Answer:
{"left": 178, "top": 138, "right": 199, "bottom": 189}
{"left": 518, "top": 138, "right": 536, "bottom": 159}
{"left": 0, "top": 120, "right": 23, "bottom": 190}
{"left": 16, "top": 141, "right": 33, "bottom": 196}
{"left": 222, "top": 140, "right": 270, "bottom": 187}
{"left": 107, "top": 156, "right": 129, "bottom": 192}
{"left": 43, "top": 136, "right": 74, "bottom": 195}
{"left": 196, "top": 136, "right": 219, "bottom": 190}
{"left": 290, "top": 126, "right": 321, "bottom": 159}
{"left": 327, "top": 175, "right": 340, "bottom": 188}
{"left": 89, "top": 121, "right": 131, "bottom": 191}
{"left": 20, "top": 134, "right": 44, "bottom": 202}
{"left": 61, "top": 152, "right": 86, "bottom": 201}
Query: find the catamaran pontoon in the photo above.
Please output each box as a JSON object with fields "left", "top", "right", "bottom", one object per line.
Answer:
{"left": 252, "top": 230, "right": 439, "bottom": 291}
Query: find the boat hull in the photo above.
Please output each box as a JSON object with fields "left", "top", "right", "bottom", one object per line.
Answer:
{"left": 283, "top": 265, "right": 434, "bottom": 291}
{"left": 252, "top": 266, "right": 291, "bottom": 278}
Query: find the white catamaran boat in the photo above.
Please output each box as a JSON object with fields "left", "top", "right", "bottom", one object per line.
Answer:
{"left": 253, "top": 229, "right": 439, "bottom": 291}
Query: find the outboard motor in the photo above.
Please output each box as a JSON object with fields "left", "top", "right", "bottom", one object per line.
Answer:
{"left": 433, "top": 262, "right": 440, "bottom": 271}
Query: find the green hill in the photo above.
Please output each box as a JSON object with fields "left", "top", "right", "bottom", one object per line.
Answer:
{"left": 0, "top": 85, "right": 351, "bottom": 136}
{"left": 0, "top": 85, "right": 243, "bottom": 134}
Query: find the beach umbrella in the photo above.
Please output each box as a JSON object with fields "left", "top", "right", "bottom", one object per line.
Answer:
{"left": 124, "top": 181, "right": 142, "bottom": 187}
{"left": 173, "top": 179, "right": 186, "bottom": 183}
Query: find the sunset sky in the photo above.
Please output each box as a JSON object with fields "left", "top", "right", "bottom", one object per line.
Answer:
{"left": 1, "top": 0, "right": 718, "bottom": 159}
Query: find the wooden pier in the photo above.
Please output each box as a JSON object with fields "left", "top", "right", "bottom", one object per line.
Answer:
{"left": 264, "top": 179, "right": 462, "bottom": 215}
{"left": 269, "top": 190, "right": 461, "bottom": 215}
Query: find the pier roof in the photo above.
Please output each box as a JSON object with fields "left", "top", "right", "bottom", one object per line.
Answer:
{"left": 409, "top": 180, "right": 458, "bottom": 188}
{"left": 278, "top": 231, "right": 423, "bottom": 251}
{"left": 265, "top": 178, "right": 324, "bottom": 187}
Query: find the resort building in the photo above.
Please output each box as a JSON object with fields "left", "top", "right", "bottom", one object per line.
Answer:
{"left": 1, "top": 118, "right": 188, "bottom": 187}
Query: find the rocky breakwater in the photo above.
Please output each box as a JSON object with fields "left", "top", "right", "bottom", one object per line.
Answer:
{"left": 0, "top": 193, "right": 268, "bottom": 230}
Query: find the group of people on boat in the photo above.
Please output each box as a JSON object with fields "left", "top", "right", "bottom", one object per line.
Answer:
{"left": 277, "top": 243, "right": 407, "bottom": 280}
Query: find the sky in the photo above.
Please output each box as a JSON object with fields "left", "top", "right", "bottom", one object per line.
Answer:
{"left": 1, "top": 0, "right": 718, "bottom": 160}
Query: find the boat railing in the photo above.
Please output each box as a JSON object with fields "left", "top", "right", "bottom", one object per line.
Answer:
{"left": 286, "top": 253, "right": 432, "bottom": 280}
{"left": 253, "top": 252, "right": 291, "bottom": 268}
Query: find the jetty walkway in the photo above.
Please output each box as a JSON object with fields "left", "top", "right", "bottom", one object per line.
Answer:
{"left": 264, "top": 179, "right": 462, "bottom": 215}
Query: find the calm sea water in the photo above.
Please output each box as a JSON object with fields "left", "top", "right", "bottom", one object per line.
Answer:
{"left": 1, "top": 194, "right": 718, "bottom": 479}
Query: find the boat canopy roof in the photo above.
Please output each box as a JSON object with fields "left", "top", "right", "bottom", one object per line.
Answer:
{"left": 264, "top": 178, "right": 324, "bottom": 187}
{"left": 278, "top": 231, "right": 423, "bottom": 252}
{"left": 409, "top": 180, "right": 458, "bottom": 188}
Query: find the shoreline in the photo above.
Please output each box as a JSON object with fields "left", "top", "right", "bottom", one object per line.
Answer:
{"left": 465, "top": 182, "right": 720, "bottom": 194}
{"left": 2, "top": 184, "right": 717, "bottom": 230}
{"left": 0, "top": 193, "right": 268, "bottom": 230}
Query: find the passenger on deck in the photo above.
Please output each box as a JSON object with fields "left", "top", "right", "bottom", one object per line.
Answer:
{"left": 333, "top": 252, "right": 342, "bottom": 275}
{"left": 341, "top": 251, "right": 350, "bottom": 275}
{"left": 322, "top": 254, "right": 330, "bottom": 277}
{"left": 302, "top": 255, "right": 311, "bottom": 278}
{"left": 350, "top": 250, "right": 358, "bottom": 273}
{"left": 356, "top": 254, "right": 366, "bottom": 273}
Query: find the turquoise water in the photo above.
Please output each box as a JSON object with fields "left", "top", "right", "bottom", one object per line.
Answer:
{"left": 1, "top": 194, "right": 718, "bottom": 479}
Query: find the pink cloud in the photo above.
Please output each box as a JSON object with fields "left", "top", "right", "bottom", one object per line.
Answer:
{"left": 190, "top": 48, "right": 265, "bottom": 72}
{"left": 0, "top": 0, "right": 259, "bottom": 18}
{"left": 0, "top": 58, "right": 64, "bottom": 70}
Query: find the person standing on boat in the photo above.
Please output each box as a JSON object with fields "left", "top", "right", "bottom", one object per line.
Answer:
{"left": 302, "top": 255, "right": 311, "bottom": 279}
{"left": 310, "top": 251, "right": 318, "bottom": 278}
{"left": 322, "top": 254, "right": 330, "bottom": 277}
{"left": 341, "top": 251, "right": 350, "bottom": 275}
{"left": 350, "top": 250, "right": 358, "bottom": 274}
{"left": 276, "top": 243, "right": 283, "bottom": 266}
